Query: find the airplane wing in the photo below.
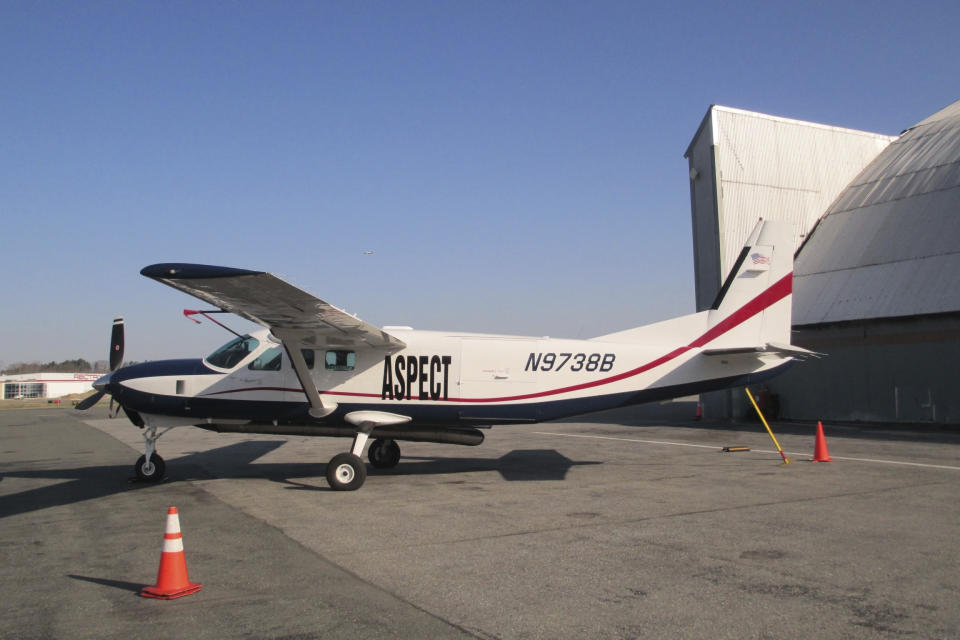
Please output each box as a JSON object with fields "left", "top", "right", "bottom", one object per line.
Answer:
{"left": 140, "top": 263, "right": 406, "bottom": 350}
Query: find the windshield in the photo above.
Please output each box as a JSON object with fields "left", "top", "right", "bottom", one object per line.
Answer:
{"left": 205, "top": 335, "right": 260, "bottom": 369}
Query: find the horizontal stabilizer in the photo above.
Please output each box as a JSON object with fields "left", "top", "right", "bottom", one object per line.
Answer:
{"left": 766, "top": 342, "right": 822, "bottom": 359}
{"left": 702, "top": 342, "right": 821, "bottom": 359}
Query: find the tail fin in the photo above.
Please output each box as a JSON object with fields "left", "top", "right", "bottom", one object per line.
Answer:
{"left": 702, "top": 219, "right": 793, "bottom": 350}
{"left": 590, "top": 219, "right": 796, "bottom": 349}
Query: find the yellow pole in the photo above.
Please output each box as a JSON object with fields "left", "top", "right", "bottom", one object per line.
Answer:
{"left": 745, "top": 387, "right": 790, "bottom": 464}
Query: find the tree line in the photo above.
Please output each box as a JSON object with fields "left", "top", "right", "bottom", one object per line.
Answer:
{"left": 1, "top": 359, "right": 111, "bottom": 375}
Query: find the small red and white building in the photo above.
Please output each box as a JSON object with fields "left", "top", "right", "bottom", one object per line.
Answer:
{"left": 1, "top": 373, "right": 101, "bottom": 399}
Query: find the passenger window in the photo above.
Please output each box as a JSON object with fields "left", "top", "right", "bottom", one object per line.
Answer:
{"left": 302, "top": 349, "right": 315, "bottom": 369}
{"left": 248, "top": 346, "right": 283, "bottom": 371}
{"left": 325, "top": 350, "right": 355, "bottom": 371}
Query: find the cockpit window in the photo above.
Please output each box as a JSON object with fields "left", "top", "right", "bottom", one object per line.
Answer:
{"left": 248, "top": 346, "right": 282, "bottom": 371}
{"left": 206, "top": 336, "right": 260, "bottom": 369}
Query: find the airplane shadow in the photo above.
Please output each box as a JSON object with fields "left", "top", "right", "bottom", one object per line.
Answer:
{"left": 389, "top": 449, "right": 600, "bottom": 482}
{"left": 260, "top": 449, "right": 602, "bottom": 491}
{"left": 0, "top": 441, "right": 602, "bottom": 516}
{"left": 0, "top": 440, "right": 287, "bottom": 519}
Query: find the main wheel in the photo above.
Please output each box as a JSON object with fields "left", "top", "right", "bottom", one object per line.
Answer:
{"left": 134, "top": 453, "right": 165, "bottom": 482}
{"left": 368, "top": 438, "right": 402, "bottom": 469}
{"left": 326, "top": 452, "right": 367, "bottom": 491}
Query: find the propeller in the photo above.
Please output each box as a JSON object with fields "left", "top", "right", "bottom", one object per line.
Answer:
{"left": 76, "top": 317, "right": 124, "bottom": 411}
{"left": 109, "top": 316, "right": 124, "bottom": 371}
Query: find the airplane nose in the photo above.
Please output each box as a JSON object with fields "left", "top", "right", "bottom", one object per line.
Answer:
{"left": 93, "top": 372, "right": 113, "bottom": 392}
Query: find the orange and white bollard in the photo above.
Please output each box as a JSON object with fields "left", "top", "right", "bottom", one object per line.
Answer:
{"left": 140, "top": 506, "right": 202, "bottom": 599}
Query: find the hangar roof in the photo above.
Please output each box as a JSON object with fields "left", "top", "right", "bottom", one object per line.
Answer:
{"left": 793, "top": 99, "right": 960, "bottom": 325}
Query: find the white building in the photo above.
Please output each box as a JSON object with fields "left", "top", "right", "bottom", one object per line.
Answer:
{"left": 1, "top": 373, "right": 101, "bottom": 399}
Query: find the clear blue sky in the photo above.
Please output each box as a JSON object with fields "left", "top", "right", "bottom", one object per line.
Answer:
{"left": 2, "top": 0, "right": 958, "bottom": 366}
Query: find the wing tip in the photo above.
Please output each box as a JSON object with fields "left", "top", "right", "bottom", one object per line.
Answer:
{"left": 140, "top": 263, "right": 264, "bottom": 280}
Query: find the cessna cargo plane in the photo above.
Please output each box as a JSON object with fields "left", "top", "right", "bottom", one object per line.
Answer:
{"left": 77, "top": 220, "right": 810, "bottom": 490}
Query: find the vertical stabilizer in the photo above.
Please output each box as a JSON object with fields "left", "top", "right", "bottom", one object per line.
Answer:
{"left": 703, "top": 220, "right": 793, "bottom": 349}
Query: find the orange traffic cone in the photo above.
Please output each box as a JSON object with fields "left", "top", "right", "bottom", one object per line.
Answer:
{"left": 811, "top": 421, "right": 833, "bottom": 462}
{"left": 140, "top": 506, "right": 202, "bottom": 599}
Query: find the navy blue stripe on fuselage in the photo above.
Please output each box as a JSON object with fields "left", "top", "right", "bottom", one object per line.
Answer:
{"left": 113, "top": 362, "right": 793, "bottom": 428}
{"left": 112, "top": 359, "right": 216, "bottom": 382}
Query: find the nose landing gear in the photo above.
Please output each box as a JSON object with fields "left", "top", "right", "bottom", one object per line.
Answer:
{"left": 135, "top": 452, "right": 166, "bottom": 482}
{"left": 134, "top": 425, "right": 171, "bottom": 483}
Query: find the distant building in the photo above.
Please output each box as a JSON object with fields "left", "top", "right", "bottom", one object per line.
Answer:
{"left": 686, "top": 100, "right": 960, "bottom": 424}
{"left": 1, "top": 373, "right": 100, "bottom": 400}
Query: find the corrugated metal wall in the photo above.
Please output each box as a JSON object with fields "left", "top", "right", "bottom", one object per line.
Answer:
{"left": 792, "top": 100, "right": 960, "bottom": 325}
{"left": 764, "top": 316, "right": 960, "bottom": 424}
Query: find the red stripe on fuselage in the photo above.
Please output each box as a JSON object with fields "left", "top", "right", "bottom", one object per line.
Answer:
{"left": 201, "top": 273, "right": 792, "bottom": 404}
{"left": 450, "top": 271, "right": 792, "bottom": 403}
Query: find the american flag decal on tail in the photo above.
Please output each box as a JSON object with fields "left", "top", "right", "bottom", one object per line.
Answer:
{"left": 750, "top": 252, "right": 770, "bottom": 265}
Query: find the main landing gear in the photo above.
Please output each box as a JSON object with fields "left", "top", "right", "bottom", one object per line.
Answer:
{"left": 368, "top": 438, "right": 401, "bottom": 469}
{"left": 325, "top": 452, "right": 366, "bottom": 491}
{"left": 325, "top": 434, "right": 402, "bottom": 491}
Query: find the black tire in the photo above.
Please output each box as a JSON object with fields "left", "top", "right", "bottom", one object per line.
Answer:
{"left": 326, "top": 452, "right": 367, "bottom": 491}
{"left": 134, "top": 453, "right": 165, "bottom": 482}
{"left": 368, "top": 439, "right": 402, "bottom": 469}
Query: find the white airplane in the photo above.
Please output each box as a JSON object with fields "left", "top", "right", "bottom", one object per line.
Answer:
{"left": 78, "top": 220, "right": 811, "bottom": 490}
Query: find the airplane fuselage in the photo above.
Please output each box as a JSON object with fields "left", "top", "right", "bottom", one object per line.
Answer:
{"left": 103, "top": 325, "right": 790, "bottom": 431}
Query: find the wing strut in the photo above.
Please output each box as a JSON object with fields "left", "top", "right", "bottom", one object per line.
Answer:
{"left": 276, "top": 330, "right": 338, "bottom": 418}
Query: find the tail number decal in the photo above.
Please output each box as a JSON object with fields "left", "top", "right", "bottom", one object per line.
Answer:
{"left": 525, "top": 352, "right": 615, "bottom": 372}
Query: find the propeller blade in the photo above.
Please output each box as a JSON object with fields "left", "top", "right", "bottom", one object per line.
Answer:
{"left": 110, "top": 317, "right": 124, "bottom": 371}
{"left": 75, "top": 390, "right": 105, "bottom": 411}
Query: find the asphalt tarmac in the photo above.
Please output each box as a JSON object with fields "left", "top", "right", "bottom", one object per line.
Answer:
{"left": 2, "top": 405, "right": 959, "bottom": 639}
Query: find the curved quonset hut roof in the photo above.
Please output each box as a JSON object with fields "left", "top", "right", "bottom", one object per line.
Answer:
{"left": 793, "top": 99, "right": 960, "bottom": 326}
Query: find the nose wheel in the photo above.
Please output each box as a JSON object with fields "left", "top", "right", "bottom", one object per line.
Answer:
{"left": 135, "top": 453, "right": 166, "bottom": 482}
{"left": 134, "top": 424, "right": 170, "bottom": 482}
